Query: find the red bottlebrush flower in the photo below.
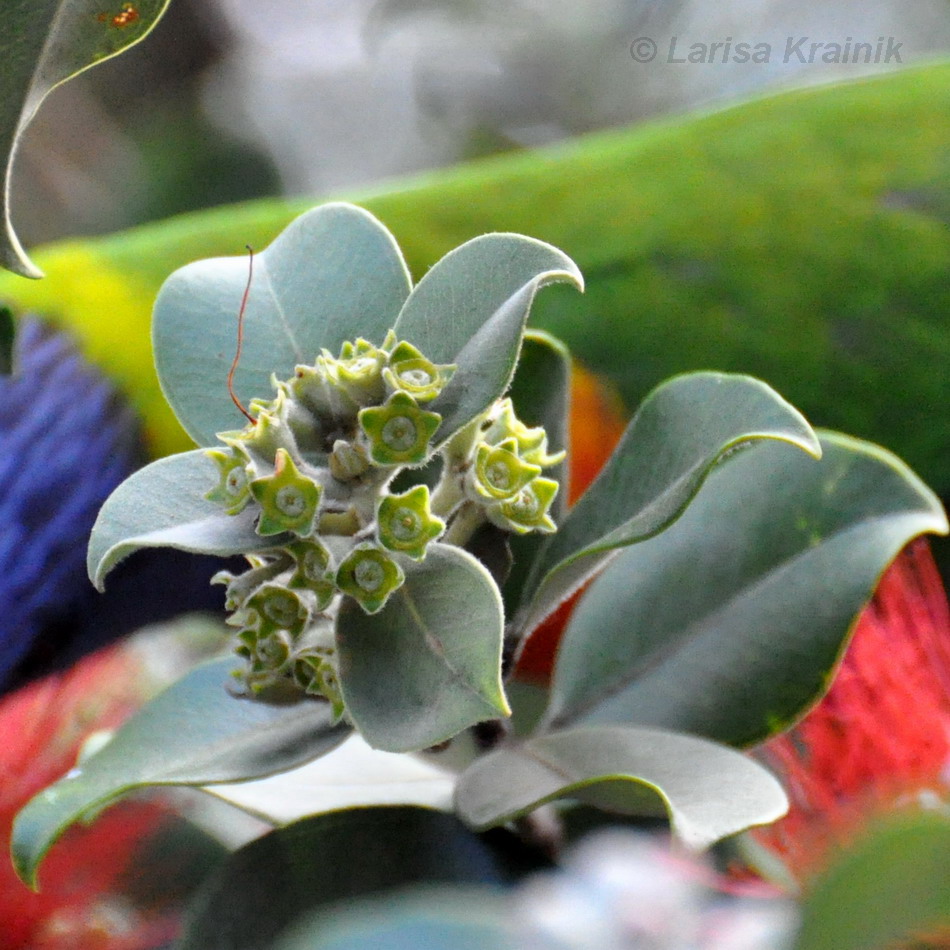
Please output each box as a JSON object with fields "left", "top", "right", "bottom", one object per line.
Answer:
{"left": 0, "top": 644, "right": 178, "bottom": 950}
{"left": 753, "top": 537, "right": 950, "bottom": 881}
{"left": 515, "top": 366, "right": 626, "bottom": 683}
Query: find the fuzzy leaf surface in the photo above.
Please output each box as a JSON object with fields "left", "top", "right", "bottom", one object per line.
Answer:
{"left": 336, "top": 544, "right": 508, "bottom": 752}
{"left": 518, "top": 372, "right": 820, "bottom": 635}
{"left": 153, "top": 203, "right": 412, "bottom": 446}
{"left": 12, "top": 657, "right": 350, "bottom": 888}
{"left": 455, "top": 725, "right": 787, "bottom": 849}
{"left": 87, "top": 449, "right": 280, "bottom": 590}
{"left": 179, "top": 807, "right": 507, "bottom": 950}
{"left": 546, "top": 433, "right": 948, "bottom": 745}
{"left": 393, "top": 233, "right": 582, "bottom": 444}
{"left": 1, "top": 0, "right": 172, "bottom": 278}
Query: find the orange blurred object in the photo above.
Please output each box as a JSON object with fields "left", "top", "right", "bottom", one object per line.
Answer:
{"left": 0, "top": 646, "right": 177, "bottom": 950}
{"left": 515, "top": 365, "right": 627, "bottom": 682}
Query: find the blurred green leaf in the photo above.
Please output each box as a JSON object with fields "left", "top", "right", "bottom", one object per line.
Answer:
{"left": 153, "top": 203, "right": 411, "bottom": 447}
{"left": 336, "top": 544, "right": 508, "bottom": 752}
{"left": 517, "top": 372, "right": 820, "bottom": 636}
{"left": 0, "top": 0, "right": 172, "bottom": 277}
{"left": 272, "top": 890, "right": 516, "bottom": 950}
{"left": 545, "top": 432, "right": 948, "bottom": 746}
{"left": 12, "top": 657, "right": 350, "bottom": 889}
{"left": 178, "top": 807, "right": 509, "bottom": 950}
{"left": 87, "top": 449, "right": 282, "bottom": 590}
{"left": 455, "top": 725, "right": 787, "bottom": 848}
{"left": 796, "top": 812, "right": 950, "bottom": 950}
{"left": 1, "top": 66, "right": 944, "bottom": 486}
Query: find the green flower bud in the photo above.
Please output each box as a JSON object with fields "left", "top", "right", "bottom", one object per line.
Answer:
{"left": 250, "top": 448, "right": 322, "bottom": 537}
{"left": 484, "top": 398, "right": 565, "bottom": 467}
{"left": 488, "top": 476, "right": 559, "bottom": 535}
{"left": 472, "top": 438, "right": 542, "bottom": 501}
{"left": 329, "top": 439, "right": 370, "bottom": 481}
{"left": 286, "top": 540, "right": 336, "bottom": 609}
{"left": 211, "top": 554, "right": 291, "bottom": 610}
{"left": 336, "top": 542, "right": 405, "bottom": 614}
{"left": 293, "top": 652, "right": 345, "bottom": 720}
{"left": 245, "top": 582, "right": 310, "bottom": 639}
{"left": 318, "top": 337, "right": 387, "bottom": 405}
{"left": 256, "top": 630, "right": 294, "bottom": 669}
{"left": 268, "top": 381, "right": 325, "bottom": 456}
{"left": 358, "top": 392, "right": 441, "bottom": 467}
{"left": 382, "top": 341, "right": 456, "bottom": 403}
{"left": 377, "top": 485, "right": 445, "bottom": 560}
{"left": 223, "top": 400, "right": 299, "bottom": 473}
{"left": 205, "top": 446, "right": 252, "bottom": 514}
{"left": 289, "top": 363, "right": 359, "bottom": 428}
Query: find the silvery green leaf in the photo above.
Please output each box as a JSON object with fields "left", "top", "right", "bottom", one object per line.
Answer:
{"left": 455, "top": 724, "right": 788, "bottom": 849}
{"left": 517, "top": 372, "right": 820, "bottom": 637}
{"left": 394, "top": 233, "right": 582, "bottom": 444}
{"left": 12, "top": 657, "right": 350, "bottom": 888}
{"left": 153, "top": 203, "right": 412, "bottom": 445}
{"left": 87, "top": 449, "right": 282, "bottom": 590}
{"left": 545, "top": 432, "right": 948, "bottom": 746}
{"left": 336, "top": 544, "right": 508, "bottom": 752}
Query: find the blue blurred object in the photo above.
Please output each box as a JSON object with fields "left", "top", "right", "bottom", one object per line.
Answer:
{"left": 0, "top": 317, "right": 229, "bottom": 694}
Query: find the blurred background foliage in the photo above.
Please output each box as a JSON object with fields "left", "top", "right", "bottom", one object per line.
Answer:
{"left": 2, "top": 0, "right": 949, "bottom": 508}
{"left": 10, "top": 0, "right": 950, "bottom": 243}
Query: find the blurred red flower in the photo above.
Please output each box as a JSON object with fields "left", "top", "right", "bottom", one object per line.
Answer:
{"left": 753, "top": 536, "right": 950, "bottom": 881}
{"left": 0, "top": 645, "right": 177, "bottom": 950}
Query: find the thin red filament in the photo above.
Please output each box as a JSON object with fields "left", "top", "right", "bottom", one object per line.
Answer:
{"left": 228, "top": 245, "right": 256, "bottom": 425}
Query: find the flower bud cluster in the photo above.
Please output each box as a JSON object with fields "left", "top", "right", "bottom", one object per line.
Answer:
{"left": 203, "top": 332, "right": 560, "bottom": 714}
{"left": 447, "top": 398, "right": 563, "bottom": 535}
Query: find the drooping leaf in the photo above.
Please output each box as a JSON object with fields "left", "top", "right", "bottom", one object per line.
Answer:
{"left": 1, "top": 0, "right": 172, "bottom": 278}
{"left": 271, "top": 891, "right": 517, "bottom": 950}
{"left": 545, "top": 432, "right": 948, "bottom": 746}
{"left": 393, "top": 233, "right": 581, "bottom": 445}
{"left": 12, "top": 656, "right": 351, "bottom": 888}
{"left": 336, "top": 544, "right": 508, "bottom": 752}
{"left": 394, "top": 232, "right": 581, "bottom": 364}
{"left": 796, "top": 812, "right": 950, "bottom": 950}
{"left": 455, "top": 725, "right": 788, "bottom": 849}
{"left": 516, "top": 372, "right": 820, "bottom": 637}
{"left": 178, "top": 807, "right": 508, "bottom": 950}
{"left": 87, "top": 449, "right": 281, "bottom": 590}
{"left": 153, "top": 203, "right": 412, "bottom": 446}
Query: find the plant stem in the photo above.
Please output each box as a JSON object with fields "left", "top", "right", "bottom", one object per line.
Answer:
{"left": 443, "top": 501, "right": 485, "bottom": 547}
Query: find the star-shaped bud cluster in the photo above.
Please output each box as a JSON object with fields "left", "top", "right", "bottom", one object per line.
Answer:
{"left": 200, "top": 334, "right": 560, "bottom": 714}
{"left": 458, "top": 398, "right": 563, "bottom": 534}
